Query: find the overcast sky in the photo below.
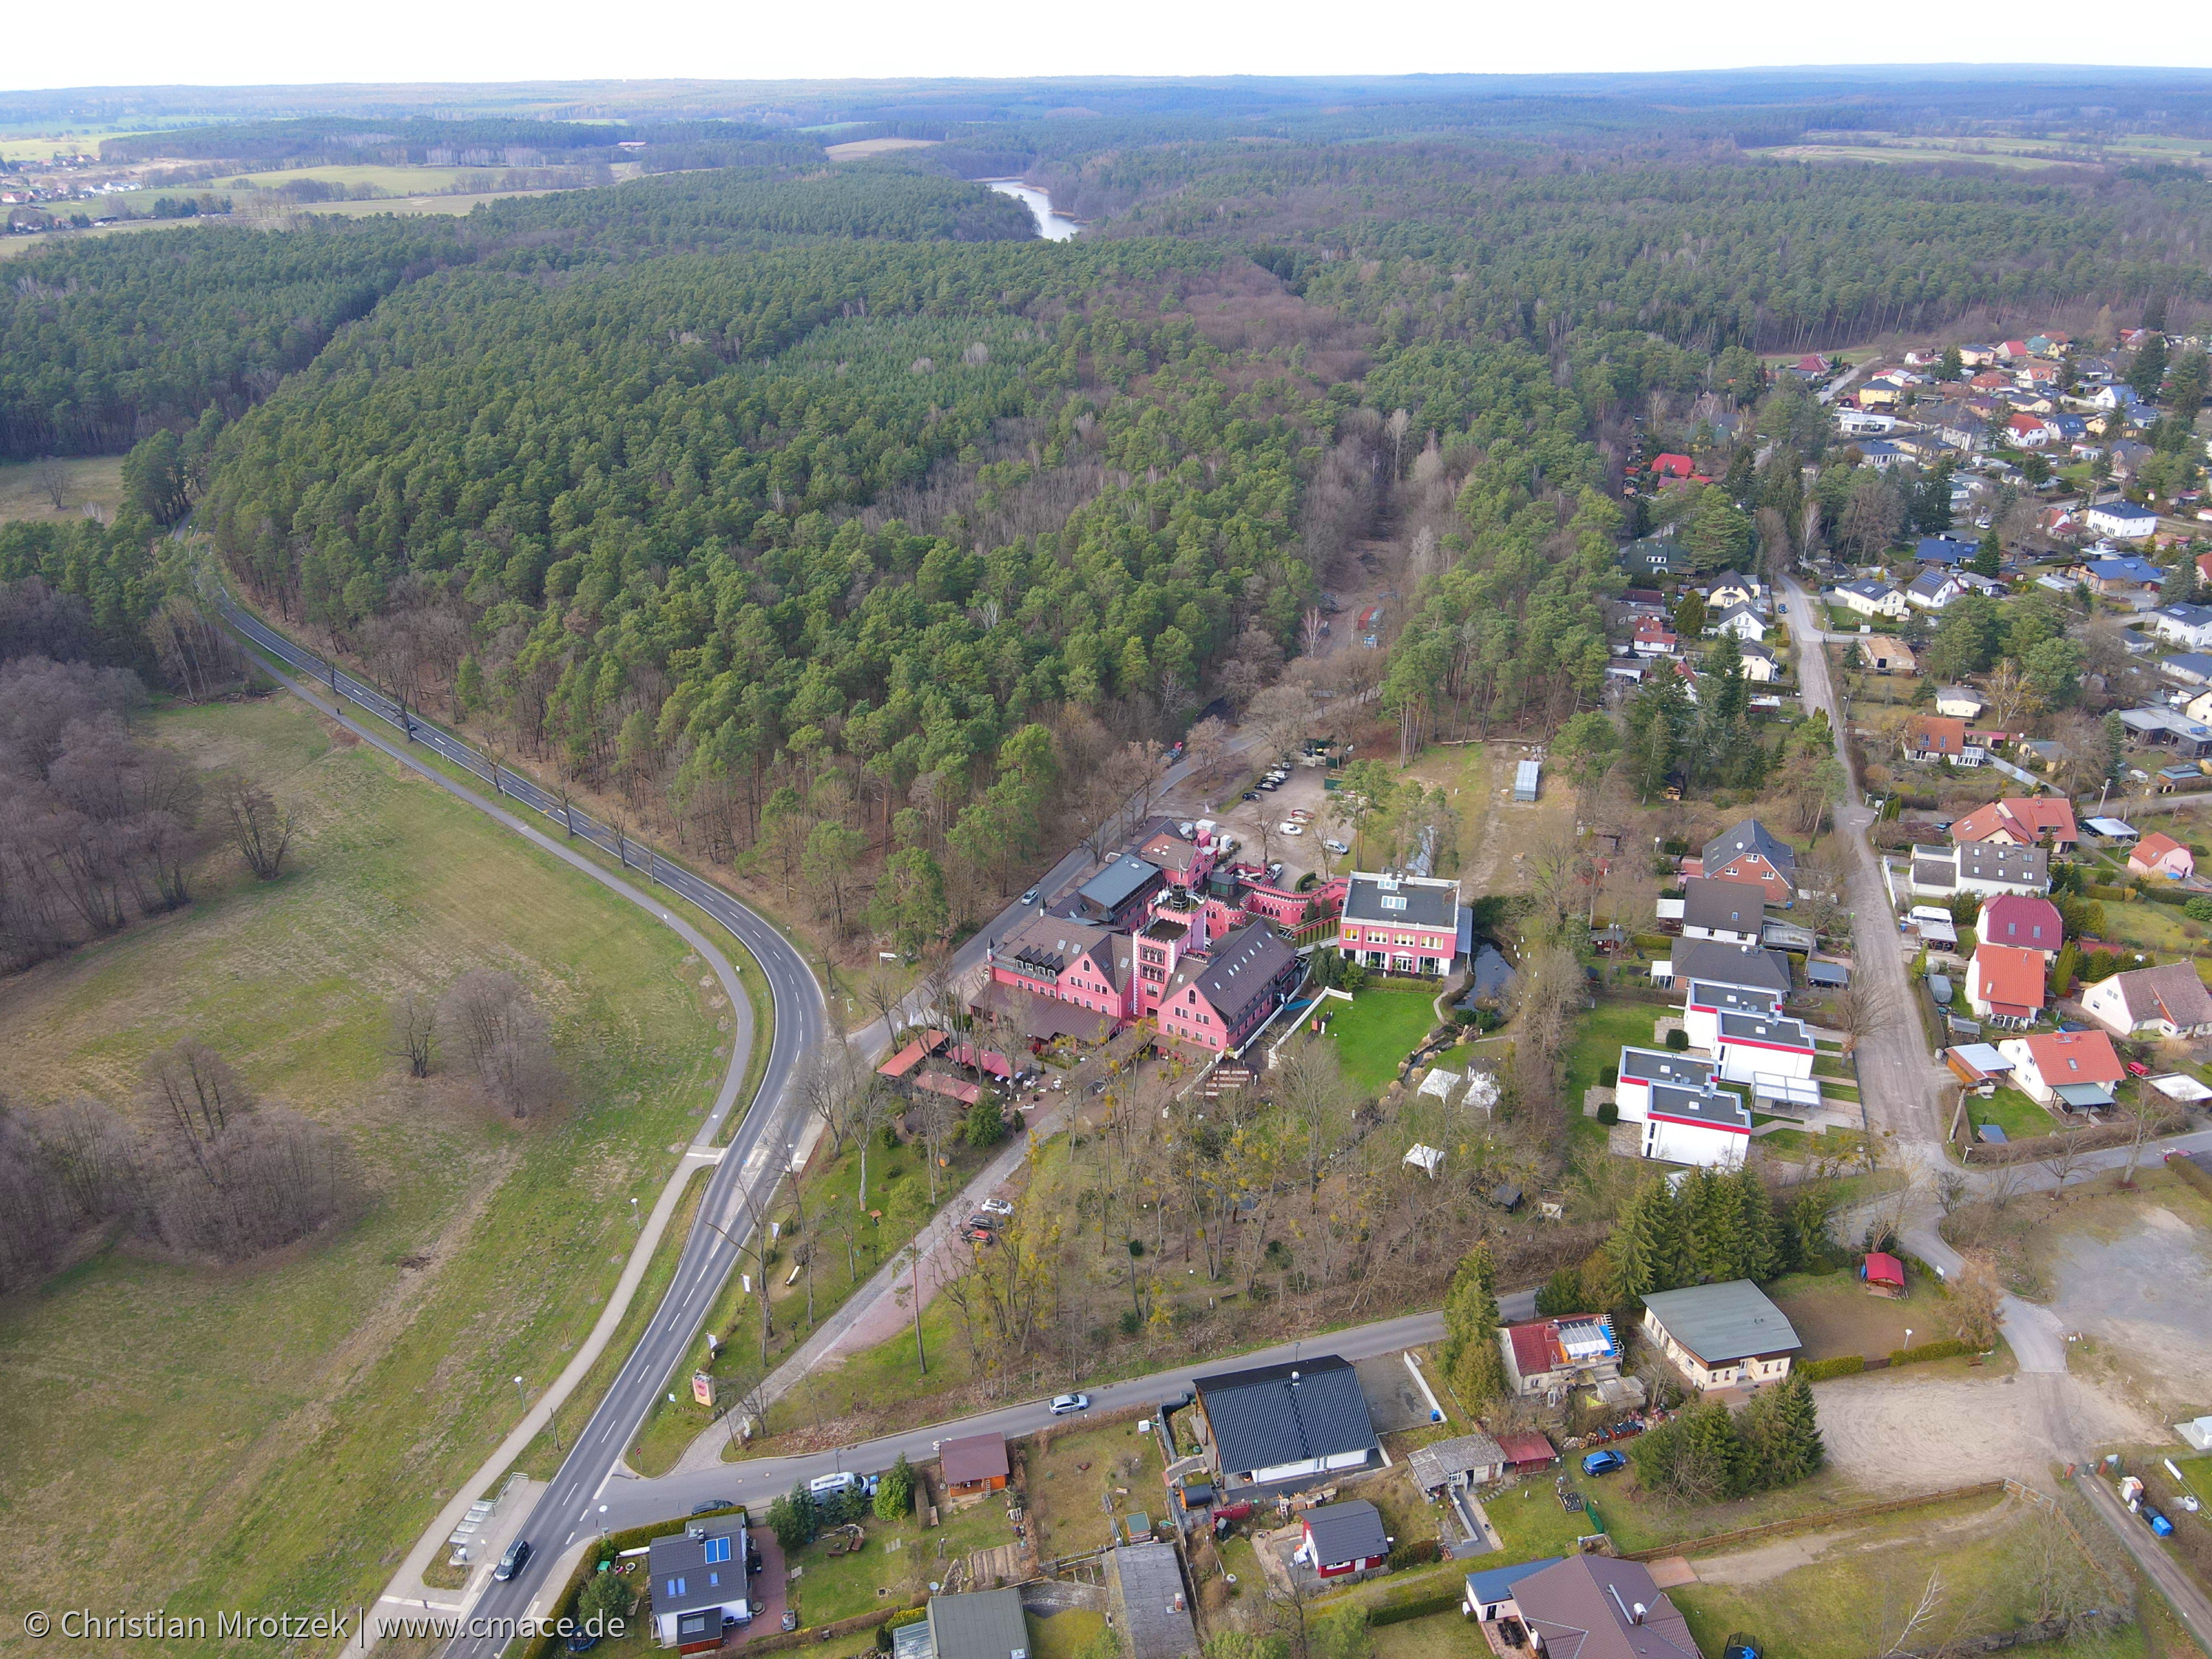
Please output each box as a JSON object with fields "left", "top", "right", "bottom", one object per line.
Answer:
{"left": 4, "top": 0, "right": 2209, "bottom": 91}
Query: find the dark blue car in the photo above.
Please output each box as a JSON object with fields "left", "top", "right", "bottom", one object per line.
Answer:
{"left": 1581, "top": 1450, "right": 1627, "bottom": 1476}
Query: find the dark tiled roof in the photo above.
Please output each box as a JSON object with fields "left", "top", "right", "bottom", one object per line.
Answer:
{"left": 928, "top": 1590, "right": 1030, "bottom": 1659}
{"left": 1187, "top": 922, "right": 1297, "bottom": 1023}
{"left": 1194, "top": 1353, "right": 1377, "bottom": 1478}
{"left": 1681, "top": 877, "right": 1766, "bottom": 933}
{"left": 1077, "top": 855, "right": 1163, "bottom": 916}
{"left": 1672, "top": 940, "right": 1790, "bottom": 994}
{"left": 1703, "top": 820, "right": 1795, "bottom": 878}
{"left": 649, "top": 1523, "right": 748, "bottom": 1617}
{"left": 1342, "top": 873, "right": 1458, "bottom": 929}
{"left": 1301, "top": 1500, "right": 1387, "bottom": 1566}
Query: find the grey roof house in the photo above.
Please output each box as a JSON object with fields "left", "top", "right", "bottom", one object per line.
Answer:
{"left": 1192, "top": 1353, "right": 1380, "bottom": 1488}
{"left": 925, "top": 1590, "right": 1031, "bottom": 1659}
{"left": 1639, "top": 1280, "right": 1804, "bottom": 1390}
{"left": 1679, "top": 877, "right": 1767, "bottom": 945}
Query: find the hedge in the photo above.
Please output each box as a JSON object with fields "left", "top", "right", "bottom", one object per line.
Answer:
{"left": 1889, "top": 1338, "right": 1972, "bottom": 1366}
{"left": 1387, "top": 1538, "right": 1442, "bottom": 1572}
{"left": 1797, "top": 1355, "right": 1867, "bottom": 1381}
{"left": 2142, "top": 886, "right": 2194, "bottom": 907}
{"left": 2087, "top": 884, "right": 2135, "bottom": 903}
{"left": 1368, "top": 1586, "right": 1470, "bottom": 1627}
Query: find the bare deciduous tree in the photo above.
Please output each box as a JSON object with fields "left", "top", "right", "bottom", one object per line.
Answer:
{"left": 437, "top": 970, "right": 566, "bottom": 1117}
{"left": 390, "top": 990, "right": 438, "bottom": 1079}
{"left": 33, "top": 455, "right": 68, "bottom": 510}
{"left": 216, "top": 773, "right": 298, "bottom": 881}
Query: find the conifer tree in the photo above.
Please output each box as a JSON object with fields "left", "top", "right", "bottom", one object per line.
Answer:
{"left": 1732, "top": 1168, "right": 1781, "bottom": 1283}
{"left": 1741, "top": 1374, "right": 1823, "bottom": 1488}
{"left": 1441, "top": 1242, "right": 1508, "bottom": 1406}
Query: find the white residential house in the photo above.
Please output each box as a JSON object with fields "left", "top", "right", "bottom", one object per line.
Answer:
{"left": 1933, "top": 686, "right": 1986, "bottom": 719}
{"left": 1909, "top": 843, "right": 2051, "bottom": 900}
{"left": 2086, "top": 501, "right": 2160, "bottom": 544}
{"left": 1640, "top": 1281, "right": 1803, "bottom": 1391}
{"left": 1708, "top": 602, "right": 1768, "bottom": 643}
{"left": 2081, "top": 961, "right": 2212, "bottom": 1041}
{"left": 1835, "top": 580, "right": 1909, "bottom": 620}
{"left": 2149, "top": 605, "right": 2212, "bottom": 651}
{"left": 1905, "top": 569, "right": 1964, "bottom": 611}
{"left": 1837, "top": 408, "right": 1898, "bottom": 437}
{"left": 1738, "top": 641, "right": 1780, "bottom": 683}
{"left": 1682, "top": 981, "right": 1781, "bottom": 1051}
{"left": 1712, "top": 1012, "right": 1817, "bottom": 1085}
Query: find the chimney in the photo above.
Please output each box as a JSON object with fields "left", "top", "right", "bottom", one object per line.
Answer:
{"left": 1632, "top": 1605, "right": 1646, "bottom": 1627}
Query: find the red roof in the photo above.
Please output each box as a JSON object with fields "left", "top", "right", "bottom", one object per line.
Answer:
{"left": 1651, "top": 453, "right": 1697, "bottom": 479}
{"left": 1496, "top": 1430, "right": 1557, "bottom": 1467}
{"left": 1906, "top": 714, "right": 1969, "bottom": 756}
{"left": 912, "top": 1069, "right": 984, "bottom": 1105}
{"left": 877, "top": 1029, "right": 949, "bottom": 1079}
{"left": 1864, "top": 1251, "right": 1905, "bottom": 1287}
{"left": 2015, "top": 1029, "right": 2124, "bottom": 1088}
{"left": 1971, "top": 943, "right": 2047, "bottom": 1012}
{"left": 2132, "top": 832, "right": 2193, "bottom": 872}
{"left": 1978, "top": 895, "right": 2063, "bottom": 951}
{"left": 1507, "top": 1321, "right": 1554, "bottom": 1380}
{"left": 1952, "top": 797, "right": 2077, "bottom": 846}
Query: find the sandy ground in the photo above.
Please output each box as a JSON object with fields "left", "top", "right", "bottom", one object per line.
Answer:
{"left": 824, "top": 138, "right": 941, "bottom": 159}
{"left": 2045, "top": 1203, "right": 2212, "bottom": 1419}
{"left": 1811, "top": 1371, "right": 2157, "bottom": 1495}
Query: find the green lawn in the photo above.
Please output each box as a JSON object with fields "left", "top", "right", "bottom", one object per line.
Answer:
{"left": 0, "top": 695, "right": 729, "bottom": 1647}
{"left": 1371, "top": 1613, "right": 1483, "bottom": 1659}
{"left": 783, "top": 1495, "right": 1016, "bottom": 1624}
{"left": 1484, "top": 1481, "right": 1601, "bottom": 1559}
{"left": 1321, "top": 985, "right": 1444, "bottom": 1093}
{"left": 1969, "top": 1086, "right": 2070, "bottom": 1143}
{"left": 1564, "top": 998, "right": 1672, "bottom": 1147}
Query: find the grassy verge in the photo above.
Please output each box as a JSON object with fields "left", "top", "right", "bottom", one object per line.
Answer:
{"left": 626, "top": 1131, "right": 957, "bottom": 1473}
{"left": 1970, "top": 1086, "right": 2070, "bottom": 1142}
{"left": 0, "top": 695, "right": 726, "bottom": 1649}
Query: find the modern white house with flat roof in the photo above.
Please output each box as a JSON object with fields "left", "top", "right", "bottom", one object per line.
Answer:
{"left": 1639, "top": 1280, "right": 1803, "bottom": 1391}
{"left": 1713, "top": 1012, "right": 1815, "bottom": 1085}
{"left": 1682, "top": 981, "right": 1780, "bottom": 1051}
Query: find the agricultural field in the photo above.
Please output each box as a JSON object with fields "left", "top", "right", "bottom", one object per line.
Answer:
{"left": 0, "top": 693, "right": 731, "bottom": 1646}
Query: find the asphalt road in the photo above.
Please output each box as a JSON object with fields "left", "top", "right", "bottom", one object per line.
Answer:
{"left": 1781, "top": 573, "right": 1953, "bottom": 1146}
{"left": 218, "top": 601, "right": 830, "bottom": 1656}
{"left": 603, "top": 1290, "right": 1534, "bottom": 1524}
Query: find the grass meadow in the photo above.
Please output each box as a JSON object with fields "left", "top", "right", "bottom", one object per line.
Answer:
{"left": 0, "top": 693, "right": 732, "bottom": 1647}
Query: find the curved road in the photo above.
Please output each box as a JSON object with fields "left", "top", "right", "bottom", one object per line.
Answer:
{"left": 219, "top": 600, "right": 830, "bottom": 1656}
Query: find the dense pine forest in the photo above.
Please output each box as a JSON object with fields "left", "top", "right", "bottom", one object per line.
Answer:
{"left": 7, "top": 79, "right": 2212, "bottom": 947}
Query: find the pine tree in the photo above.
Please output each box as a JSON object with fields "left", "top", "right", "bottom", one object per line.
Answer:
{"left": 1601, "top": 1183, "right": 1661, "bottom": 1307}
{"left": 1441, "top": 1243, "right": 1508, "bottom": 1406}
{"left": 1688, "top": 1166, "right": 1745, "bottom": 1283}
{"left": 1732, "top": 1168, "right": 1781, "bottom": 1283}
{"left": 1534, "top": 1264, "right": 1587, "bottom": 1317}
{"left": 1741, "top": 1375, "right": 1823, "bottom": 1489}
{"left": 2052, "top": 939, "right": 2079, "bottom": 999}
{"left": 1972, "top": 529, "right": 2001, "bottom": 578}
{"left": 1649, "top": 1178, "right": 1703, "bottom": 1293}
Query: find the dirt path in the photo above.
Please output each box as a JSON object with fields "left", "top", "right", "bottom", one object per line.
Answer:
{"left": 1691, "top": 1489, "right": 2020, "bottom": 1587}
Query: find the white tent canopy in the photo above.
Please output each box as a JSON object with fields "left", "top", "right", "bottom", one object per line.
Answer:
{"left": 1403, "top": 1144, "right": 1445, "bottom": 1178}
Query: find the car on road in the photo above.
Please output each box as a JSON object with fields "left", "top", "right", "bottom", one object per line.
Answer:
{"left": 810, "top": 1471, "right": 864, "bottom": 1498}
{"left": 1580, "top": 1450, "right": 1627, "bottom": 1476}
{"left": 1050, "top": 1392, "right": 1091, "bottom": 1415}
{"left": 1777, "top": 602, "right": 1787, "bottom": 613}
{"left": 1279, "top": 823, "right": 1304, "bottom": 835}
{"left": 1020, "top": 887, "right": 1040, "bottom": 906}
{"left": 979, "top": 1198, "right": 1014, "bottom": 1216}
{"left": 692, "top": 1498, "right": 737, "bottom": 1515}
{"left": 494, "top": 1540, "right": 532, "bottom": 1581}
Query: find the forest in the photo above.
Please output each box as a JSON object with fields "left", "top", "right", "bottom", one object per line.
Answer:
{"left": 2, "top": 93, "right": 2211, "bottom": 963}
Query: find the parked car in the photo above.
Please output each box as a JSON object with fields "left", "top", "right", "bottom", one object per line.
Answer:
{"left": 692, "top": 1498, "right": 737, "bottom": 1515}
{"left": 1581, "top": 1450, "right": 1627, "bottom": 1476}
{"left": 1258, "top": 780, "right": 1279, "bottom": 792}
{"left": 1050, "top": 1392, "right": 1091, "bottom": 1415}
{"left": 1242, "top": 790, "right": 1260, "bottom": 801}
{"left": 1290, "top": 807, "right": 1315, "bottom": 821}
{"left": 1324, "top": 838, "right": 1349, "bottom": 855}
{"left": 494, "top": 1540, "right": 532, "bottom": 1581}
{"left": 2125, "top": 1061, "right": 2150, "bottom": 1077}
{"left": 967, "top": 1213, "right": 999, "bottom": 1232}
{"left": 1020, "top": 887, "right": 1040, "bottom": 906}
{"left": 979, "top": 1197, "right": 1014, "bottom": 1216}
{"left": 1279, "top": 823, "right": 1304, "bottom": 836}
{"left": 810, "top": 1471, "right": 863, "bottom": 1498}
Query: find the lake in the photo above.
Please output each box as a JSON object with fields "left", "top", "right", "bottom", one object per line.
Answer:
{"left": 982, "top": 178, "right": 1081, "bottom": 242}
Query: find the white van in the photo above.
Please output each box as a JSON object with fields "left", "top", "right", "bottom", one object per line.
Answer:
{"left": 809, "top": 1471, "right": 863, "bottom": 1498}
